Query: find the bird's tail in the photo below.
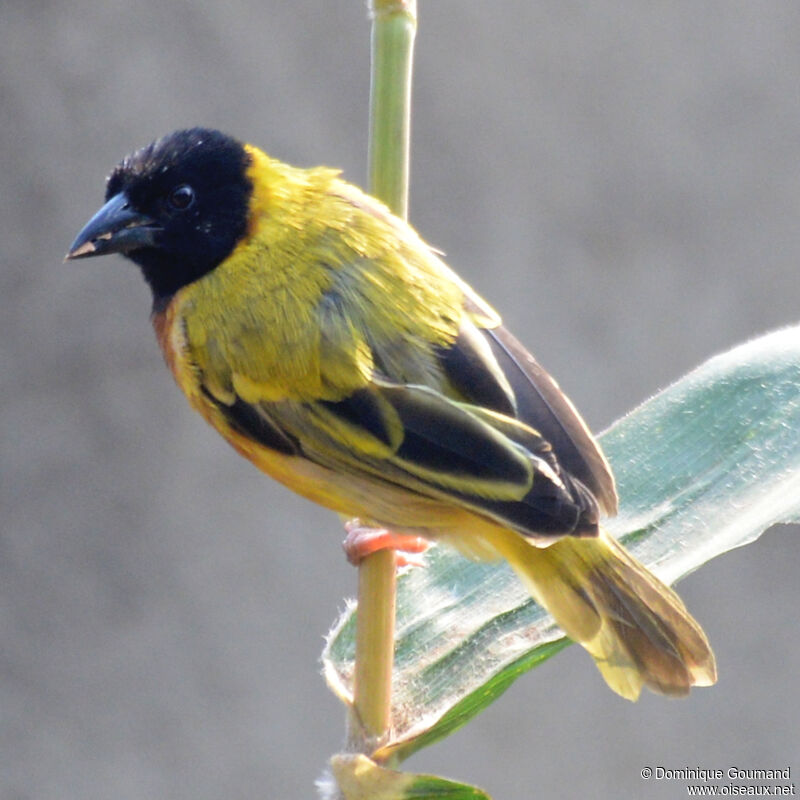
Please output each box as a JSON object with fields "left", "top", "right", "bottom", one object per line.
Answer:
{"left": 491, "top": 527, "right": 717, "bottom": 700}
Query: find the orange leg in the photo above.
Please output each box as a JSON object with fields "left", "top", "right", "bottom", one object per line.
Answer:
{"left": 342, "top": 519, "right": 430, "bottom": 567}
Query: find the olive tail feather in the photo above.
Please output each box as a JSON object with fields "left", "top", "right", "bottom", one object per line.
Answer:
{"left": 493, "top": 527, "right": 717, "bottom": 700}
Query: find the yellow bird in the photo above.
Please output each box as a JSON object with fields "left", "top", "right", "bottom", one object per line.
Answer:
{"left": 67, "top": 128, "right": 715, "bottom": 700}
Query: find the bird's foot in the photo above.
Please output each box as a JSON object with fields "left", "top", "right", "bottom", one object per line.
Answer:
{"left": 342, "top": 519, "right": 429, "bottom": 568}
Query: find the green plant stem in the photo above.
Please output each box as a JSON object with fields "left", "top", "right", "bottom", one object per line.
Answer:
{"left": 349, "top": 0, "right": 417, "bottom": 757}
{"left": 351, "top": 548, "right": 397, "bottom": 746}
{"left": 368, "top": 0, "right": 417, "bottom": 219}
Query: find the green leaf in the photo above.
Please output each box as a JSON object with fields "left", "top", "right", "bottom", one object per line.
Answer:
{"left": 328, "top": 754, "right": 491, "bottom": 800}
{"left": 323, "top": 325, "right": 800, "bottom": 762}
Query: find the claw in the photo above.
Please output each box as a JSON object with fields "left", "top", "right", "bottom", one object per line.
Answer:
{"left": 342, "top": 519, "right": 430, "bottom": 567}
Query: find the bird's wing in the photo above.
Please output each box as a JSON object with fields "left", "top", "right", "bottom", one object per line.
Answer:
{"left": 202, "top": 371, "right": 599, "bottom": 540}
{"left": 435, "top": 305, "right": 618, "bottom": 516}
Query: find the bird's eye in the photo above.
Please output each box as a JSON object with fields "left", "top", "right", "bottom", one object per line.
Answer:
{"left": 168, "top": 184, "right": 195, "bottom": 210}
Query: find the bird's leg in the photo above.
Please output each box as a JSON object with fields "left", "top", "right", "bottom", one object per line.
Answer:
{"left": 343, "top": 519, "right": 429, "bottom": 568}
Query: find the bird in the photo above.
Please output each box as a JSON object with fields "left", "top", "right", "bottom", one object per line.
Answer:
{"left": 67, "top": 128, "right": 716, "bottom": 700}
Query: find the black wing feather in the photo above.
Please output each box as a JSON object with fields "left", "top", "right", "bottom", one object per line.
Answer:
{"left": 202, "top": 388, "right": 299, "bottom": 455}
{"left": 436, "top": 324, "right": 517, "bottom": 417}
{"left": 484, "top": 325, "right": 617, "bottom": 515}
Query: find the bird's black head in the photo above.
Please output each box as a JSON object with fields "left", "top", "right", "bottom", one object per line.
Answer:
{"left": 67, "top": 128, "right": 252, "bottom": 306}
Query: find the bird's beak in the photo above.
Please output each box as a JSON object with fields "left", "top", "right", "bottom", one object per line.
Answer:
{"left": 66, "top": 192, "right": 162, "bottom": 260}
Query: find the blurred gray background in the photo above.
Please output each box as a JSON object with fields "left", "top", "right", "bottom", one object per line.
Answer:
{"left": 3, "top": 1, "right": 799, "bottom": 798}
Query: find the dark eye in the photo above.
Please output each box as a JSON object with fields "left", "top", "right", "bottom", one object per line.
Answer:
{"left": 168, "top": 184, "right": 195, "bottom": 210}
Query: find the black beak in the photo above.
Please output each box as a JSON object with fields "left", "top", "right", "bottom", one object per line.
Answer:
{"left": 66, "top": 192, "right": 162, "bottom": 260}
